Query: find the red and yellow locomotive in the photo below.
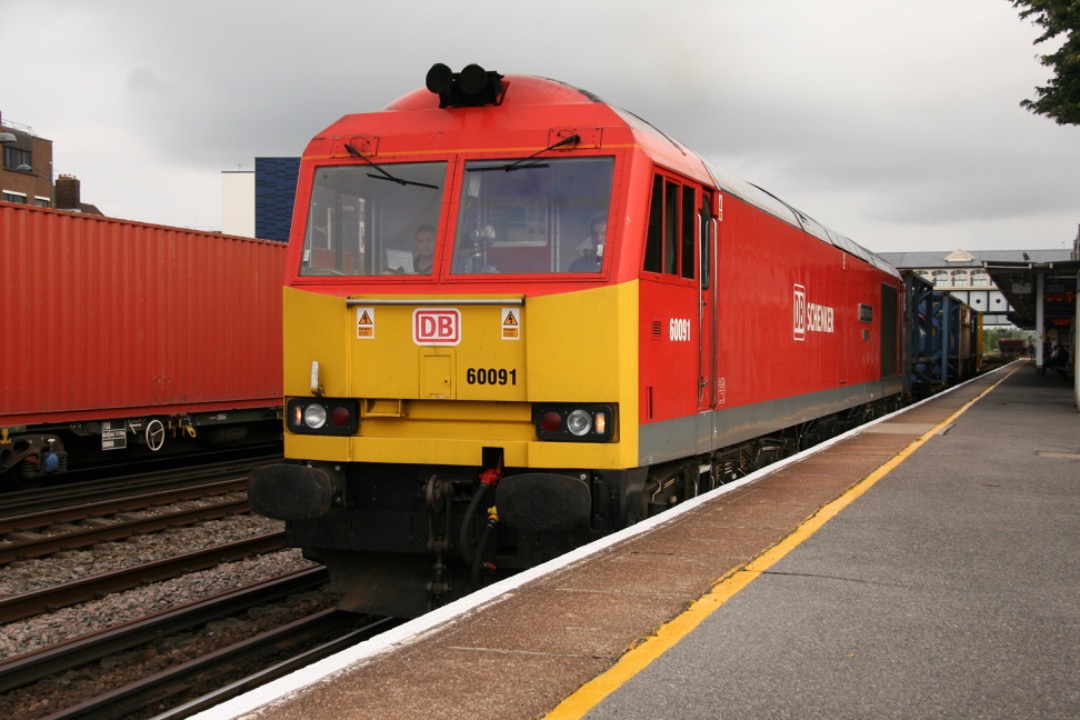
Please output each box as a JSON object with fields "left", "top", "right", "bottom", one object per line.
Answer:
{"left": 249, "top": 64, "right": 904, "bottom": 617}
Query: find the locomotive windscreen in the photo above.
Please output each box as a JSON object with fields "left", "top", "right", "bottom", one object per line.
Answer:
{"left": 300, "top": 162, "right": 447, "bottom": 276}
{"left": 451, "top": 157, "right": 614, "bottom": 275}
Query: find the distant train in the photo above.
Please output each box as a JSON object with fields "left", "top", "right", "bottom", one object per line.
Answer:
{"left": 248, "top": 64, "right": 980, "bottom": 617}
{"left": 0, "top": 203, "right": 286, "bottom": 487}
{"left": 997, "top": 337, "right": 1027, "bottom": 360}
{"left": 903, "top": 270, "right": 983, "bottom": 391}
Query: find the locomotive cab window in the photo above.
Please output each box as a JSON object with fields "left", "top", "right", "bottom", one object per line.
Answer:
{"left": 644, "top": 174, "right": 697, "bottom": 279}
{"left": 300, "top": 162, "right": 446, "bottom": 276}
{"left": 450, "top": 157, "right": 614, "bottom": 275}
{"left": 700, "top": 194, "right": 713, "bottom": 289}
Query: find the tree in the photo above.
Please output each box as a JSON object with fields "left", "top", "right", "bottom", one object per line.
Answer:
{"left": 1010, "top": 0, "right": 1080, "bottom": 125}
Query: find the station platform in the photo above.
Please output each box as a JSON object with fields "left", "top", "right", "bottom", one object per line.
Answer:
{"left": 200, "top": 361, "right": 1079, "bottom": 720}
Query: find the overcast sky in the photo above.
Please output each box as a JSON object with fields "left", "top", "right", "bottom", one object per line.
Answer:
{"left": 4, "top": 0, "right": 1077, "bottom": 253}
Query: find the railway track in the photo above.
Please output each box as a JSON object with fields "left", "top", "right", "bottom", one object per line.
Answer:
{"left": 0, "top": 451, "right": 380, "bottom": 719}
{"left": 0, "top": 478, "right": 249, "bottom": 534}
{"left": 0, "top": 559, "right": 397, "bottom": 720}
{"left": 0, "top": 532, "right": 286, "bottom": 624}
{"left": 0, "top": 453, "right": 278, "bottom": 518}
{"left": 0, "top": 567, "right": 329, "bottom": 695}
{"left": 45, "top": 611, "right": 398, "bottom": 720}
{"left": 0, "top": 494, "right": 251, "bottom": 566}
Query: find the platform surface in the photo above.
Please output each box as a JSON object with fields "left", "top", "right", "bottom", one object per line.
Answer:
{"left": 575, "top": 365, "right": 1080, "bottom": 719}
{"left": 203, "top": 362, "right": 1079, "bottom": 720}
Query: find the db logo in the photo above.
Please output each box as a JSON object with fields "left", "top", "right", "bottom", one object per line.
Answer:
{"left": 414, "top": 309, "right": 461, "bottom": 345}
{"left": 793, "top": 284, "right": 807, "bottom": 341}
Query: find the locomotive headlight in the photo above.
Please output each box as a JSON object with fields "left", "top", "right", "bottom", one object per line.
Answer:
{"left": 303, "top": 404, "right": 328, "bottom": 429}
{"left": 566, "top": 409, "right": 592, "bottom": 436}
{"left": 533, "top": 404, "right": 616, "bottom": 442}
{"left": 286, "top": 398, "right": 359, "bottom": 436}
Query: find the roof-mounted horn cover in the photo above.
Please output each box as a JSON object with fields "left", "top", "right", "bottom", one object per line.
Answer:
{"left": 425, "top": 63, "right": 506, "bottom": 108}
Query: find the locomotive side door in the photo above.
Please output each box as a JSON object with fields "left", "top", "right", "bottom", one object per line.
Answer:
{"left": 698, "top": 191, "right": 718, "bottom": 413}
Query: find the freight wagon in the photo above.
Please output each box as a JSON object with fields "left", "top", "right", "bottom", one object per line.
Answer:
{"left": 902, "top": 270, "right": 984, "bottom": 395}
{"left": 997, "top": 338, "right": 1027, "bottom": 359}
{"left": 0, "top": 202, "right": 286, "bottom": 487}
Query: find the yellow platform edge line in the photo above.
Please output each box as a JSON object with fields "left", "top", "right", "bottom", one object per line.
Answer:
{"left": 544, "top": 366, "right": 1020, "bottom": 719}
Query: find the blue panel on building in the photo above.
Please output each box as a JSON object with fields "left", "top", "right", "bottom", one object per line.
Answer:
{"left": 255, "top": 157, "right": 300, "bottom": 242}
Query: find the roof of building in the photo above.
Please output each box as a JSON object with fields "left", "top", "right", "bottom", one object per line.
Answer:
{"left": 877, "top": 248, "right": 1073, "bottom": 269}
{"left": 876, "top": 247, "right": 1079, "bottom": 330}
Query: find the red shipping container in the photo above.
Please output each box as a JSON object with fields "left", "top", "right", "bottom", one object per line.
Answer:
{"left": 0, "top": 202, "right": 285, "bottom": 427}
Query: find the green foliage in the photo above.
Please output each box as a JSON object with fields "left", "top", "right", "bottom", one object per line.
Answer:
{"left": 1010, "top": 0, "right": 1080, "bottom": 124}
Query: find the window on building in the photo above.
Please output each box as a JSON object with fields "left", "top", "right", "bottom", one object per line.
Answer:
{"left": 971, "top": 271, "right": 990, "bottom": 287}
{"left": 3, "top": 146, "right": 31, "bottom": 171}
{"left": 950, "top": 269, "right": 969, "bottom": 286}
{"left": 932, "top": 270, "right": 949, "bottom": 287}
{"left": 34, "top": 196, "right": 51, "bottom": 208}
{"left": 3, "top": 191, "right": 27, "bottom": 203}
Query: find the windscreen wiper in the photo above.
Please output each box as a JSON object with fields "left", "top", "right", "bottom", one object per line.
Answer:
{"left": 474, "top": 134, "right": 582, "bottom": 172}
{"left": 344, "top": 143, "right": 440, "bottom": 189}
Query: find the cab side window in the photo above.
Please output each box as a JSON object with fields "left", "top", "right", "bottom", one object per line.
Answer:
{"left": 644, "top": 173, "right": 697, "bottom": 279}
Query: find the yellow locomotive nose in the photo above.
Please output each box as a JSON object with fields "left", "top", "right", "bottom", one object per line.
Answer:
{"left": 279, "top": 283, "right": 633, "bottom": 472}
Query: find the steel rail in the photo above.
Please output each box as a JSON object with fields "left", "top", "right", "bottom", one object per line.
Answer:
{"left": 0, "top": 498, "right": 252, "bottom": 565}
{"left": 153, "top": 615, "right": 402, "bottom": 720}
{"left": 0, "top": 452, "right": 278, "bottom": 518}
{"left": 0, "top": 478, "right": 248, "bottom": 533}
{"left": 0, "top": 566, "right": 328, "bottom": 695}
{"left": 45, "top": 611, "right": 399, "bottom": 720}
{"left": 0, "top": 532, "right": 286, "bottom": 624}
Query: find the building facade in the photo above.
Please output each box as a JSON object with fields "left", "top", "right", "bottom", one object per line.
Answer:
{"left": 220, "top": 157, "right": 299, "bottom": 242}
{"left": 878, "top": 248, "right": 1018, "bottom": 326}
{"left": 254, "top": 157, "right": 300, "bottom": 243}
{"left": 0, "top": 114, "right": 53, "bottom": 207}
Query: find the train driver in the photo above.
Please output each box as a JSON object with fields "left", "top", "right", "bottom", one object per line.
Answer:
{"left": 413, "top": 224, "right": 436, "bottom": 274}
{"left": 569, "top": 217, "right": 606, "bottom": 272}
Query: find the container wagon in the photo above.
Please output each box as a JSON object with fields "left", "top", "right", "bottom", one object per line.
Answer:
{"left": 0, "top": 202, "right": 286, "bottom": 487}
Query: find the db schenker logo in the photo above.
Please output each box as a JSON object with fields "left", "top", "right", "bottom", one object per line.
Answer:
{"left": 793, "top": 284, "right": 834, "bottom": 341}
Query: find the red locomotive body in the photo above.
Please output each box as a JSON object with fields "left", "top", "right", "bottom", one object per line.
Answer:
{"left": 249, "top": 65, "right": 904, "bottom": 616}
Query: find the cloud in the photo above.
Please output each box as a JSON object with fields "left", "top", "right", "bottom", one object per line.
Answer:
{"left": 125, "top": 67, "right": 173, "bottom": 95}
{"left": 4, "top": 0, "right": 1078, "bottom": 249}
